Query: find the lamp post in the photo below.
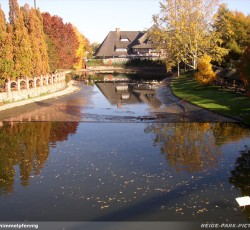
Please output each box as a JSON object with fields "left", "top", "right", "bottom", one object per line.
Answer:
{"left": 34, "top": 0, "right": 36, "bottom": 9}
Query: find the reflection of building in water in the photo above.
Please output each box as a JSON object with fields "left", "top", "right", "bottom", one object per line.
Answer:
{"left": 96, "top": 82, "right": 162, "bottom": 109}
{"left": 0, "top": 122, "right": 79, "bottom": 194}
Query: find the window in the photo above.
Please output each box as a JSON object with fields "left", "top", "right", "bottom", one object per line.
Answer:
{"left": 116, "top": 48, "right": 127, "bottom": 52}
{"left": 120, "top": 38, "right": 129, "bottom": 42}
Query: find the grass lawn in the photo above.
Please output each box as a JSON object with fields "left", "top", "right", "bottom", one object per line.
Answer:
{"left": 171, "top": 72, "right": 250, "bottom": 126}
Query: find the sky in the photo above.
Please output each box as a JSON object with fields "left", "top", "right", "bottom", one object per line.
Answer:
{"left": 0, "top": 0, "right": 250, "bottom": 44}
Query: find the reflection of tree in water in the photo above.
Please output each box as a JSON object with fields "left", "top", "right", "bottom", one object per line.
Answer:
{"left": 0, "top": 122, "right": 78, "bottom": 194}
{"left": 229, "top": 147, "right": 250, "bottom": 195}
{"left": 213, "top": 123, "right": 250, "bottom": 145}
{"left": 50, "top": 122, "right": 79, "bottom": 147}
{"left": 229, "top": 147, "right": 250, "bottom": 220}
{"left": 145, "top": 123, "right": 250, "bottom": 172}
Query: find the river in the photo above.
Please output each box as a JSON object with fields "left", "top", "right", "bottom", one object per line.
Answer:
{"left": 0, "top": 74, "right": 249, "bottom": 225}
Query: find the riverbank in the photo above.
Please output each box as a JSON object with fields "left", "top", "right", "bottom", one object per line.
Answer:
{"left": 0, "top": 80, "right": 80, "bottom": 112}
{"left": 155, "top": 78, "right": 237, "bottom": 123}
{"left": 171, "top": 73, "right": 250, "bottom": 126}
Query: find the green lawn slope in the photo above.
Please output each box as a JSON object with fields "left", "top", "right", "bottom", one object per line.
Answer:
{"left": 171, "top": 72, "right": 250, "bottom": 126}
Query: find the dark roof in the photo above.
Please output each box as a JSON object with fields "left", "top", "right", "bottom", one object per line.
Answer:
{"left": 132, "top": 43, "right": 153, "bottom": 49}
{"left": 95, "top": 30, "right": 145, "bottom": 58}
{"left": 137, "top": 32, "right": 149, "bottom": 44}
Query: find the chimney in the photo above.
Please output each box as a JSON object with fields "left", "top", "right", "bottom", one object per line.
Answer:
{"left": 116, "top": 28, "right": 120, "bottom": 34}
{"left": 24, "top": 3, "right": 30, "bottom": 11}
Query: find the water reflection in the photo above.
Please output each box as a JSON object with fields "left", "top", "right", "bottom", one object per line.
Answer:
{"left": 229, "top": 147, "right": 250, "bottom": 220}
{"left": 0, "top": 122, "right": 250, "bottom": 222}
{"left": 96, "top": 82, "right": 161, "bottom": 110}
{"left": 0, "top": 122, "right": 78, "bottom": 193}
{"left": 145, "top": 123, "right": 250, "bottom": 172}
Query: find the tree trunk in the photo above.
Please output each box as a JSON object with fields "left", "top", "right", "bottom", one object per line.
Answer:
{"left": 177, "top": 62, "right": 180, "bottom": 77}
{"left": 193, "top": 58, "right": 197, "bottom": 70}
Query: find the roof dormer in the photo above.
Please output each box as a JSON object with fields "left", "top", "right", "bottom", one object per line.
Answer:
{"left": 120, "top": 38, "right": 129, "bottom": 42}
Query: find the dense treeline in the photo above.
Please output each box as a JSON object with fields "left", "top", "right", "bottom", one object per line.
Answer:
{"left": 151, "top": 0, "right": 250, "bottom": 88}
{"left": 0, "top": 0, "right": 91, "bottom": 84}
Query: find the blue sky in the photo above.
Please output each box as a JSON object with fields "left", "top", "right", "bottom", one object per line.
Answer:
{"left": 0, "top": 0, "right": 249, "bottom": 43}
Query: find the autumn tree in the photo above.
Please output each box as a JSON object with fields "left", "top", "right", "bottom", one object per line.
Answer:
{"left": 237, "top": 47, "right": 250, "bottom": 92}
{"left": 151, "top": 0, "right": 228, "bottom": 72}
{"left": 195, "top": 54, "right": 216, "bottom": 85}
{"left": 62, "top": 23, "right": 79, "bottom": 69}
{"left": 9, "top": 0, "right": 32, "bottom": 77}
{"left": 0, "top": 7, "right": 14, "bottom": 83}
{"left": 73, "top": 26, "right": 91, "bottom": 69}
{"left": 41, "top": 13, "right": 60, "bottom": 72}
{"left": 42, "top": 12, "right": 80, "bottom": 71}
{"left": 22, "top": 5, "right": 50, "bottom": 76}
{"left": 214, "top": 4, "right": 250, "bottom": 64}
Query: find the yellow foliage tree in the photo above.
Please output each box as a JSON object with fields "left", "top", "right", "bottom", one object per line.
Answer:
{"left": 195, "top": 54, "right": 216, "bottom": 85}
{"left": 73, "top": 26, "right": 91, "bottom": 69}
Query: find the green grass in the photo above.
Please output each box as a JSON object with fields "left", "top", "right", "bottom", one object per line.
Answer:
{"left": 171, "top": 72, "right": 250, "bottom": 126}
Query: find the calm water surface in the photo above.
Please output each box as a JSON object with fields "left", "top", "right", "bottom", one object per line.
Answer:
{"left": 0, "top": 121, "right": 249, "bottom": 222}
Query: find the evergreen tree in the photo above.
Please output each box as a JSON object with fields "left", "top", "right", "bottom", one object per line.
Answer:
{"left": 9, "top": 0, "right": 32, "bottom": 77}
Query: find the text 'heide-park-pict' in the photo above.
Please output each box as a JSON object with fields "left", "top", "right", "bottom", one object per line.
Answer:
{"left": 0, "top": 0, "right": 250, "bottom": 229}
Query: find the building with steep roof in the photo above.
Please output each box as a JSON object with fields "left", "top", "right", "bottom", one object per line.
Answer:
{"left": 95, "top": 28, "right": 161, "bottom": 59}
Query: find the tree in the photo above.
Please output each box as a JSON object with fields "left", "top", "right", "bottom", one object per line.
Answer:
{"left": 9, "top": 0, "right": 32, "bottom": 77}
{"left": 214, "top": 4, "right": 250, "bottom": 64}
{"left": 61, "top": 23, "right": 79, "bottom": 69}
{"left": 35, "top": 9, "right": 50, "bottom": 74}
{"left": 0, "top": 7, "right": 14, "bottom": 83}
{"left": 22, "top": 5, "right": 50, "bottom": 75}
{"left": 42, "top": 12, "right": 80, "bottom": 70}
{"left": 151, "top": 0, "right": 228, "bottom": 72}
{"left": 91, "top": 42, "right": 100, "bottom": 58}
{"left": 150, "top": 25, "right": 182, "bottom": 75}
{"left": 195, "top": 54, "right": 216, "bottom": 85}
{"left": 73, "top": 26, "right": 91, "bottom": 69}
{"left": 237, "top": 46, "right": 250, "bottom": 93}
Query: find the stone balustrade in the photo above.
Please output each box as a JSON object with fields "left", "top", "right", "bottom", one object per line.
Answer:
{"left": 0, "top": 72, "right": 67, "bottom": 103}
